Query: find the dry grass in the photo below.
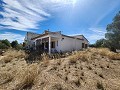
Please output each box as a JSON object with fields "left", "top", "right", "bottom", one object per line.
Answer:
{"left": 10, "top": 64, "right": 39, "bottom": 90}
{"left": 68, "top": 48, "right": 120, "bottom": 63}
{"left": 0, "top": 49, "right": 25, "bottom": 63}
{"left": 0, "top": 72, "right": 13, "bottom": 85}
{"left": 92, "top": 48, "right": 120, "bottom": 60}
{"left": 0, "top": 48, "right": 120, "bottom": 90}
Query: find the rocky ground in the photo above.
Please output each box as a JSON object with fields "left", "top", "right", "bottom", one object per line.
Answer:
{"left": 0, "top": 48, "right": 120, "bottom": 90}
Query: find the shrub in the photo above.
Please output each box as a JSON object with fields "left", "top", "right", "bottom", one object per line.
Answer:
{"left": 12, "top": 64, "right": 39, "bottom": 90}
{"left": 96, "top": 48, "right": 120, "bottom": 60}
{"left": 1, "top": 39, "right": 11, "bottom": 47}
{"left": 0, "top": 42, "right": 9, "bottom": 49}
{"left": 69, "top": 51, "right": 90, "bottom": 63}
{"left": 1, "top": 49, "right": 26, "bottom": 63}
{"left": 11, "top": 40, "right": 19, "bottom": 49}
{"left": 0, "top": 72, "right": 13, "bottom": 85}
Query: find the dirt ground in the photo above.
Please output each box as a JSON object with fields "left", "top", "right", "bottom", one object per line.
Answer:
{"left": 0, "top": 48, "right": 120, "bottom": 90}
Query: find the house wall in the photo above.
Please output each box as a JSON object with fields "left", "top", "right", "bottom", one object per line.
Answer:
{"left": 56, "top": 36, "right": 83, "bottom": 52}
{"left": 73, "top": 35, "right": 89, "bottom": 48}
{"left": 24, "top": 32, "right": 40, "bottom": 48}
{"left": 73, "top": 35, "right": 89, "bottom": 45}
{"left": 30, "top": 33, "right": 89, "bottom": 53}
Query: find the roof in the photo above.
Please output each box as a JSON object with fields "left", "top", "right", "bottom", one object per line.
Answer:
{"left": 31, "top": 30, "right": 88, "bottom": 42}
{"left": 79, "top": 35, "right": 89, "bottom": 42}
{"left": 62, "top": 34, "right": 84, "bottom": 41}
{"left": 31, "top": 33, "right": 49, "bottom": 40}
{"left": 31, "top": 31, "right": 61, "bottom": 40}
{"left": 72, "top": 35, "right": 89, "bottom": 42}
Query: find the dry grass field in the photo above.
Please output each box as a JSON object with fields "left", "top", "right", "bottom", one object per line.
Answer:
{"left": 0, "top": 48, "right": 120, "bottom": 90}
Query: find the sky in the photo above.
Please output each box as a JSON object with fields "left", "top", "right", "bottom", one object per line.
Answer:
{"left": 0, "top": 0, "right": 120, "bottom": 44}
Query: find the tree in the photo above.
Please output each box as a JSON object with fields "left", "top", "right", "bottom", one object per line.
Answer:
{"left": 0, "top": 42, "right": 9, "bottom": 49}
{"left": 105, "top": 11, "right": 120, "bottom": 51}
{"left": 89, "top": 44, "right": 96, "bottom": 47}
{"left": 11, "top": 40, "right": 19, "bottom": 49}
{"left": 17, "top": 43, "right": 23, "bottom": 50}
{"left": 95, "top": 39, "right": 106, "bottom": 47}
{"left": 1, "top": 39, "right": 11, "bottom": 47}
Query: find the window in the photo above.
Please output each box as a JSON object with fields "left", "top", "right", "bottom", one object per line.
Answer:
{"left": 85, "top": 44, "right": 88, "bottom": 48}
{"left": 61, "top": 38, "right": 64, "bottom": 41}
{"left": 51, "top": 42, "right": 55, "bottom": 48}
{"left": 82, "top": 43, "right": 84, "bottom": 48}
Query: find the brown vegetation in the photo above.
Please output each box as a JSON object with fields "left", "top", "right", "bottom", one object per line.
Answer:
{"left": 0, "top": 48, "right": 120, "bottom": 90}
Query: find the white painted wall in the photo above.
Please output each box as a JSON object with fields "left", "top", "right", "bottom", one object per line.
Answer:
{"left": 56, "top": 36, "right": 83, "bottom": 52}
{"left": 31, "top": 33, "right": 89, "bottom": 53}
{"left": 73, "top": 35, "right": 89, "bottom": 45}
{"left": 24, "top": 32, "right": 40, "bottom": 48}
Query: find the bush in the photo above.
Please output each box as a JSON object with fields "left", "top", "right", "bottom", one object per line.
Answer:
{"left": 11, "top": 40, "right": 19, "bottom": 49}
{"left": 0, "top": 42, "right": 9, "bottom": 49}
{"left": 1, "top": 49, "right": 26, "bottom": 63}
{"left": 95, "top": 39, "right": 106, "bottom": 48}
{"left": 1, "top": 39, "right": 11, "bottom": 47}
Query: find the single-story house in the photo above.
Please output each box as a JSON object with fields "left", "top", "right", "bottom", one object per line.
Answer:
{"left": 24, "top": 30, "right": 89, "bottom": 54}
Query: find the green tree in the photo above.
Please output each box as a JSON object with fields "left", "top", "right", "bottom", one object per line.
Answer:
{"left": 95, "top": 39, "right": 106, "bottom": 47}
{"left": 105, "top": 11, "right": 120, "bottom": 51}
{"left": 17, "top": 43, "right": 23, "bottom": 50}
{"left": 1, "top": 39, "right": 11, "bottom": 47}
{"left": 0, "top": 42, "right": 9, "bottom": 49}
{"left": 89, "top": 44, "right": 95, "bottom": 47}
{"left": 11, "top": 40, "right": 19, "bottom": 48}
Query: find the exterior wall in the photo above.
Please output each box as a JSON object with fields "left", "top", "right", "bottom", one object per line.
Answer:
{"left": 24, "top": 32, "right": 40, "bottom": 48}
{"left": 73, "top": 35, "right": 89, "bottom": 48}
{"left": 56, "top": 36, "right": 83, "bottom": 52}
{"left": 25, "top": 31, "right": 89, "bottom": 53}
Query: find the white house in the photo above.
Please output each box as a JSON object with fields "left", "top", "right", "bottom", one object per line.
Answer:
{"left": 24, "top": 30, "right": 89, "bottom": 54}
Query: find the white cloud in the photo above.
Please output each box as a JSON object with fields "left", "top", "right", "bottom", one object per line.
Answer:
{"left": 89, "top": 27, "right": 106, "bottom": 34}
{"left": 0, "top": 0, "right": 76, "bottom": 31}
{"left": 88, "top": 35, "right": 105, "bottom": 41}
{"left": 0, "top": 32, "right": 24, "bottom": 43}
{"left": 86, "top": 27, "right": 106, "bottom": 43}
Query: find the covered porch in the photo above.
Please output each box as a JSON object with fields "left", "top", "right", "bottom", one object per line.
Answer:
{"left": 34, "top": 36, "right": 59, "bottom": 54}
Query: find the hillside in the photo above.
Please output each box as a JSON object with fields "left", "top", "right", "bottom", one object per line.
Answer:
{"left": 0, "top": 48, "right": 120, "bottom": 90}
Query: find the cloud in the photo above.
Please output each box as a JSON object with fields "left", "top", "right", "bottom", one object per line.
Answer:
{"left": 0, "top": 32, "right": 24, "bottom": 43}
{"left": 89, "top": 27, "right": 106, "bottom": 34}
{"left": 86, "top": 27, "right": 106, "bottom": 43}
{"left": 0, "top": 0, "right": 76, "bottom": 31}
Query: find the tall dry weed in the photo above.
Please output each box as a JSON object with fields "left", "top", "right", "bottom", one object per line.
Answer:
{"left": 1, "top": 49, "right": 25, "bottom": 63}
{"left": 9, "top": 64, "right": 39, "bottom": 90}
{"left": 69, "top": 50, "right": 93, "bottom": 64}
{"left": 0, "top": 72, "right": 13, "bottom": 85}
{"left": 69, "top": 48, "right": 120, "bottom": 63}
{"left": 94, "top": 48, "right": 120, "bottom": 60}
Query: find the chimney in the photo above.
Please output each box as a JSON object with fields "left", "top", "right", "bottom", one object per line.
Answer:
{"left": 44, "top": 30, "right": 49, "bottom": 34}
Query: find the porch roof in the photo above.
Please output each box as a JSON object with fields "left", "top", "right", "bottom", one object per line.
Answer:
{"left": 31, "top": 33, "right": 49, "bottom": 40}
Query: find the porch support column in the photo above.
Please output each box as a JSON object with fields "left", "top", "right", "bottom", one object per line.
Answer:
{"left": 35, "top": 40, "right": 36, "bottom": 50}
{"left": 49, "top": 36, "right": 51, "bottom": 54}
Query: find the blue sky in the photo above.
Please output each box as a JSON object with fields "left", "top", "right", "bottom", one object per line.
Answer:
{"left": 0, "top": 0, "right": 120, "bottom": 43}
